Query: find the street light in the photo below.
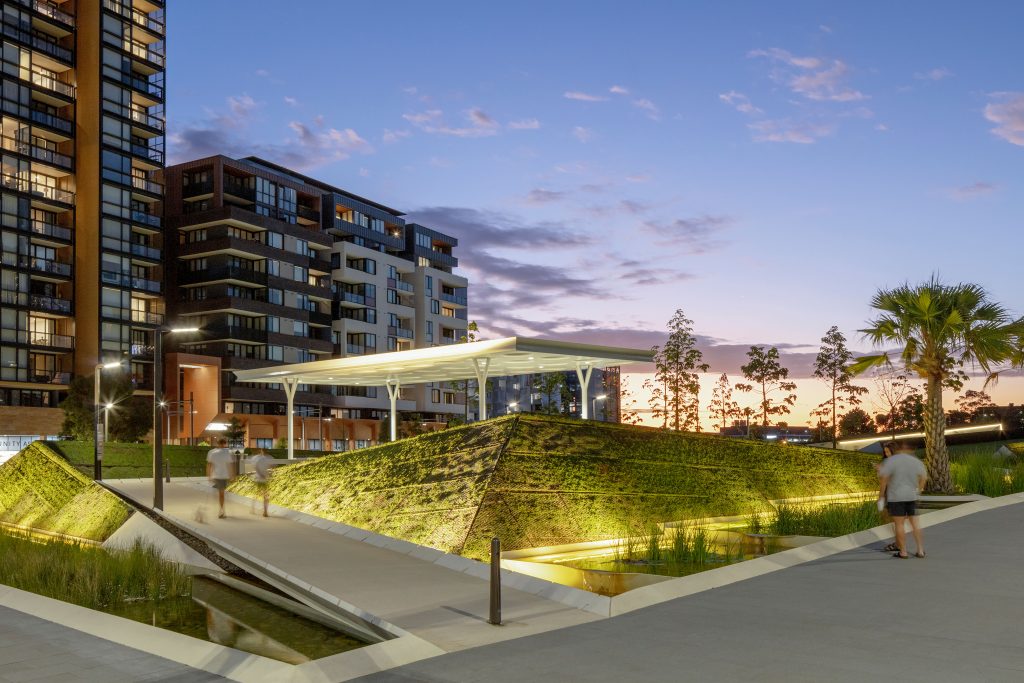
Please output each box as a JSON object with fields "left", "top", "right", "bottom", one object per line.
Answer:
{"left": 94, "top": 360, "right": 123, "bottom": 480}
{"left": 103, "top": 402, "right": 114, "bottom": 441}
{"left": 153, "top": 327, "right": 200, "bottom": 510}
{"left": 591, "top": 394, "right": 608, "bottom": 421}
{"left": 507, "top": 401, "right": 518, "bottom": 415}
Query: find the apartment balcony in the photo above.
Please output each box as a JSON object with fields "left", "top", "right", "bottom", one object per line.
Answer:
{"left": 29, "top": 293, "right": 71, "bottom": 314}
{"left": 297, "top": 205, "right": 320, "bottom": 223}
{"left": 439, "top": 336, "right": 459, "bottom": 345}
{"left": 130, "top": 310, "right": 164, "bottom": 325}
{"left": 19, "top": 370, "right": 71, "bottom": 385}
{"left": 130, "top": 342, "right": 154, "bottom": 358}
{"left": 131, "top": 175, "right": 163, "bottom": 197}
{"left": 388, "top": 278, "right": 414, "bottom": 293}
{"left": 182, "top": 179, "right": 214, "bottom": 198}
{"left": 30, "top": 68, "right": 75, "bottom": 99}
{"left": 0, "top": 174, "right": 73, "bottom": 206}
{"left": 345, "top": 344, "right": 376, "bottom": 356}
{"left": 32, "top": 0, "right": 75, "bottom": 27}
{"left": 388, "top": 326, "right": 414, "bottom": 340}
{"left": 129, "top": 242, "right": 160, "bottom": 260}
{"left": 309, "top": 253, "right": 332, "bottom": 273}
{"left": 28, "top": 331, "right": 74, "bottom": 350}
{"left": 130, "top": 209, "right": 161, "bottom": 228}
{"left": 0, "top": 22, "right": 73, "bottom": 63}
{"left": 28, "top": 257, "right": 71, "bottom": 278}
{"left": 100, "top": 270, "right": 161, "bottom": 293}
{"left": 223, "top": 180, "right": 255, "bottom": 202}
{"left": 339, "top": 291, "right": 370, "bottom": 307}
{"left": 29, "top": 109, "right": 73, "bottom": 136}
{"left": 0, "top": 135, "right": 72, "bottom": 171}
{"left": 102, "top": 0, "right": 163, "bottom": 35}
{"left": 124, "top": 39, "right": 164, "bottom": 68}
{"left": 108, "top": 68, "right": 164, "bottom": 102}
{"left": 308, "top": 309, "right": 332, "bottom": 327}
{"left": 440, "top": 291, "right": 468, "bottom": 306}
{"left": 129, "top": 140, "right": 164, "bottom": 165}
{"left": 179, "top": 265, "right": 268, "bottom": 287}
{"left": 30, "top": 220, "right": 71, "bottom": 242}
{"left": 206, "top": 325, "right": 268, "bottom": 344}
{"left": 129, "top": 106, "right": 164, "bottom": 132}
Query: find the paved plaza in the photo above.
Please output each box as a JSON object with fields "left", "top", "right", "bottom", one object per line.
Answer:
{"left": 358, "top": 499, "right": 1024, "bottom": 682}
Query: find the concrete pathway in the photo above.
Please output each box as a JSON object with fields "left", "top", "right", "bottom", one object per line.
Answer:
{"left": 0, "top": 605, "right": 226, "bottom": 683}
{"left": 359, "top": 500, "right": 1024, "bottom": 682}
{"left": 107, "top": 479, "right": 598, "bottom": 654}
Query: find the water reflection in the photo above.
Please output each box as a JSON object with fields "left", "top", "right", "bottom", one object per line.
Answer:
{"left": 111, "top": 576, "right": 365, "bottom": 664}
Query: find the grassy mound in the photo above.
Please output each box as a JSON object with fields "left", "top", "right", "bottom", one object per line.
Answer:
{"left": 233, "top": 414, "right": 878, "bottom": 560}
{"left": 0, "top": 442, "right": 132, "bottom": 541}
{"left": 46, "top": 441, "right": 210, "bottom": 479}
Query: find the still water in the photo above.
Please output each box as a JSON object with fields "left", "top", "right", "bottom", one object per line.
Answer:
{"left": 109, "top": 576, "right": 366, "bottom": 664}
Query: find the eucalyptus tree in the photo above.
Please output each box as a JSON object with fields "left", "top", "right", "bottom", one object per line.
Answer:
{"left": 736, "top": 345, "right": 798, "bottom": 426}
{"left": 812, "top": 326, "right": 869, "bottom": 448}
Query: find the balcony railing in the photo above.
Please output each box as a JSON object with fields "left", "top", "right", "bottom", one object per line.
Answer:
{"left": 180, "top": 265, "right": 268, "bottom": 287}
{"left": 103, "top": 0, "right": 163, "bottom": 33}
{"left": 1, "top": 174, "right": 74, "bottom": 205}
{"left": 130, "top": 342, "right": 154, "bottom": 358}
{"left": 297, "top": 205, "right": 320, "bottom": 221}
{"left": 207, "top": 325, "right": 267, "bottom": 344}
{"left": 29, "top": 109, "right": 73, "bottom": 134}
{"left": 0, "top": 135, "right": 72, "bottom": 170}
{"left": 32, "top": 0, "right": 75, "bottom": 26}
{"left": 440, "top": 292, "right": 468, "bottom": 306}
{"left": 129, "top": 141, "right": 164, "bottom": 165}
{"left": 128, "top": 106, "right": 163, "bottom": 129}
{"left": 0, "top": 22, "right": 73, "bottom": 62}
{"left": 130, "top": 210, "right": 161, "bottom": 228}
{"left": 131, "top": 175, "right": 163, "bottom": 195}
{"left": 130, "top": 310, "right": 164, "bottom": 325}
{"left": 100, "top": 270, "right": 160, "bottom": 293}
{"left": 30, "top": 220, "right": 71, "bottom": 241}
{"left": 308, "top": 310, "right": 332, "bottom": 327}
{"left": 340, "top": 291, "right": 368, "bottom": 306}
{"left": 393, "top": 279, "right": 414, "bottom": 293}
{"left": 346, "top": 344, "right": 375, "bottom": 355}
{"left": 29, "top": 293, "right": 71, "bottom": 314}
{"left": 182, "top": 179, "right": 214, "bottom": 198}
{"left": 389, "top": 326, "right": 414, "bottom": 340}
{"left": 129, "top": 242, "right": 160, "bottom": 260}
{"left": 28, "top": 331, "right": 74, "bottom": 349}
{"left": 124, "top": 39, "right": 164, "bottom": 67}
{"left": 109, "top": 68, "right": 164, "bottom": 100}
{"left": 439, "top": 336, "right": 459, "bottom": 345}
{"left": 223, "top": 180, "right": 255, "bottom": 201}
{"left": 29, "top": 257, "right": 71, "bottom": 277}
{"left": 30, "top": 68, "right": 74, "bottom": 98}
{"left": 24, "top": 371, "right": 71, "bottom": 385}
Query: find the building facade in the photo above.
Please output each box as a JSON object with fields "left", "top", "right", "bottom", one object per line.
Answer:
{"left": 163, "top": 155, "right": 469, "bottom": 449}
{"left": 0, "top": 0, "right": 166, "bottom": 445}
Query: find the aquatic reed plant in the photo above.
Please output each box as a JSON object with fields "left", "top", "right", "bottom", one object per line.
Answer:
{"left": 0, "top": 528, "right": 191, "bottom": 610}
{"left": 767, "top": 501, "right": 882, "bottom": 537}
{"left": 950, "top": 453, "right": 1024, "bottom": 496}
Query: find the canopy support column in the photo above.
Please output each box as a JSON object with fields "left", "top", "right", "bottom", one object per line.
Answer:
{"left": 385, "top": 379, "right": 400, "bottom": 441}
{"left": 473, "top": 358, "right": 491, "bottom": 421}
{"left": 283, "top": 378, "right": 298, "bottom": 459}
{"left": 576, "top": 363, "right": 594, "bottom": 420}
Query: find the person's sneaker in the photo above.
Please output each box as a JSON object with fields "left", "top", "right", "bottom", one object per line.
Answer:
{"left": 218, "top": 511, "right": 226, "bottom": 519}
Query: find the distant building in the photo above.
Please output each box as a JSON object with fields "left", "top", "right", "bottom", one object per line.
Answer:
{"left": 720, "top": 423, "right": 814, "bottom": 444}
{"left": 486, "top": 367, "right": 621, "bottom": 422}
{"left": 162, "top": 155, "right": 469, "bottom": 450}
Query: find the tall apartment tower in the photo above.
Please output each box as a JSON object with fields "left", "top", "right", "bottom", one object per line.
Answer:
{"left": 0, "top": 0, "right": 166, "bottom": 448}
{"left": 163, "top": 156, "right": 469, "bottom": 450}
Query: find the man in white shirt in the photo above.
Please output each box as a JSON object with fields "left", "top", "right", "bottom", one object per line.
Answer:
{"left": 206, "top": 437, "right": 234, "bottom": 519}
{"left": 878, "top": 440, "right": 928, "bottom": 559}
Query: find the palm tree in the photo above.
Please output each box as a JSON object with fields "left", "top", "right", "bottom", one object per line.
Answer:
{"left": 850, "top": 277, "right": 1024, "bottom": 492}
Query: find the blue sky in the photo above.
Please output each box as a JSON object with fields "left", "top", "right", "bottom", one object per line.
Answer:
{"left": 167, "top": 1, "right": 1023, "bottom": 394}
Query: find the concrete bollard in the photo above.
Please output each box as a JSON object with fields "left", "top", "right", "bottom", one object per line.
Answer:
{"left": 489, "top": 536, "right": 501, "bottom": 625}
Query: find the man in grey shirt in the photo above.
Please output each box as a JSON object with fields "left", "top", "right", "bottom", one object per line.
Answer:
{"left": 878, "top": 441, "right": 928, "bottom": 558}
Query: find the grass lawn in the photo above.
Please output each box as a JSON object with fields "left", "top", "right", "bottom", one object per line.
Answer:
{"left": 231, "top": 414, "right": 879, "bottom": 560}
{"left": 0, "top": 442, "right": 132, "bottom": 541}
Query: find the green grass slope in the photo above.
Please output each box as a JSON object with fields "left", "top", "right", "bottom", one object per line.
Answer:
{"left": 233, "top": 414, "right": 878, "bottom": 560}
{"left": 46, "top": 441, "right": 210, "bottom": 479}
{"left": 0, "top": 442, "right": 132, "bottom": 541}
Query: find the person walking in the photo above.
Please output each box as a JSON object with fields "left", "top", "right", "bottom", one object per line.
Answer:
{"left": 878, "top": 440, "right": 928, "bottom": 559}
{"left": 206, "top": 437, "right": 234, "bottom": 519}
{"left": 247, "top": 450, "right": 274, "bottom": 517}
{"left": 876, "top": 442, "right": 900, "bottom": 553}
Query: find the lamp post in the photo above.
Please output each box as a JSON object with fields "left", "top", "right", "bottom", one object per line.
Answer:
{"left": 93, "top": 360, "right": 123, "bottom": 480}
{"left": 507, "top": 401, "right": 518, "bottom": 415}
{"left": 591, "top": 394, "right": 608, "bottom": 421}
{"left": 103, "top": 402, "right": 113, "bottom": 441}
{"left": 153, "top": 327, "right": 199, "bottom": 510}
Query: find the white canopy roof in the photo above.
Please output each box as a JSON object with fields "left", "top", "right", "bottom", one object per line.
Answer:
{"left": 232, "top": 336, "right": 653, "bottom": 386}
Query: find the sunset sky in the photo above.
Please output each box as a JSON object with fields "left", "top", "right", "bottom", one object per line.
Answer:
{"left": 167, "top": 2, "right": 1023, "bottom": 426}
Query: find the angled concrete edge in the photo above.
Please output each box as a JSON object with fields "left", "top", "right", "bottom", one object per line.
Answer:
{"left": 609, "top": 492, "right": 1024, "bottom": 616}
{"left": 102, "top": 509, "right": 223, "bottom": 574}
{"left": 0, "top": 582, "right": 289, "bottom": 683}
{"left": 214, "top": 486, "right": 613, "bottom": 616}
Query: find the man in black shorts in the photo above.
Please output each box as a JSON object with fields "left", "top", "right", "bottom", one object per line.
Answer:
{"left": 878, "top": 441, "right": 928, "bottom": 558}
